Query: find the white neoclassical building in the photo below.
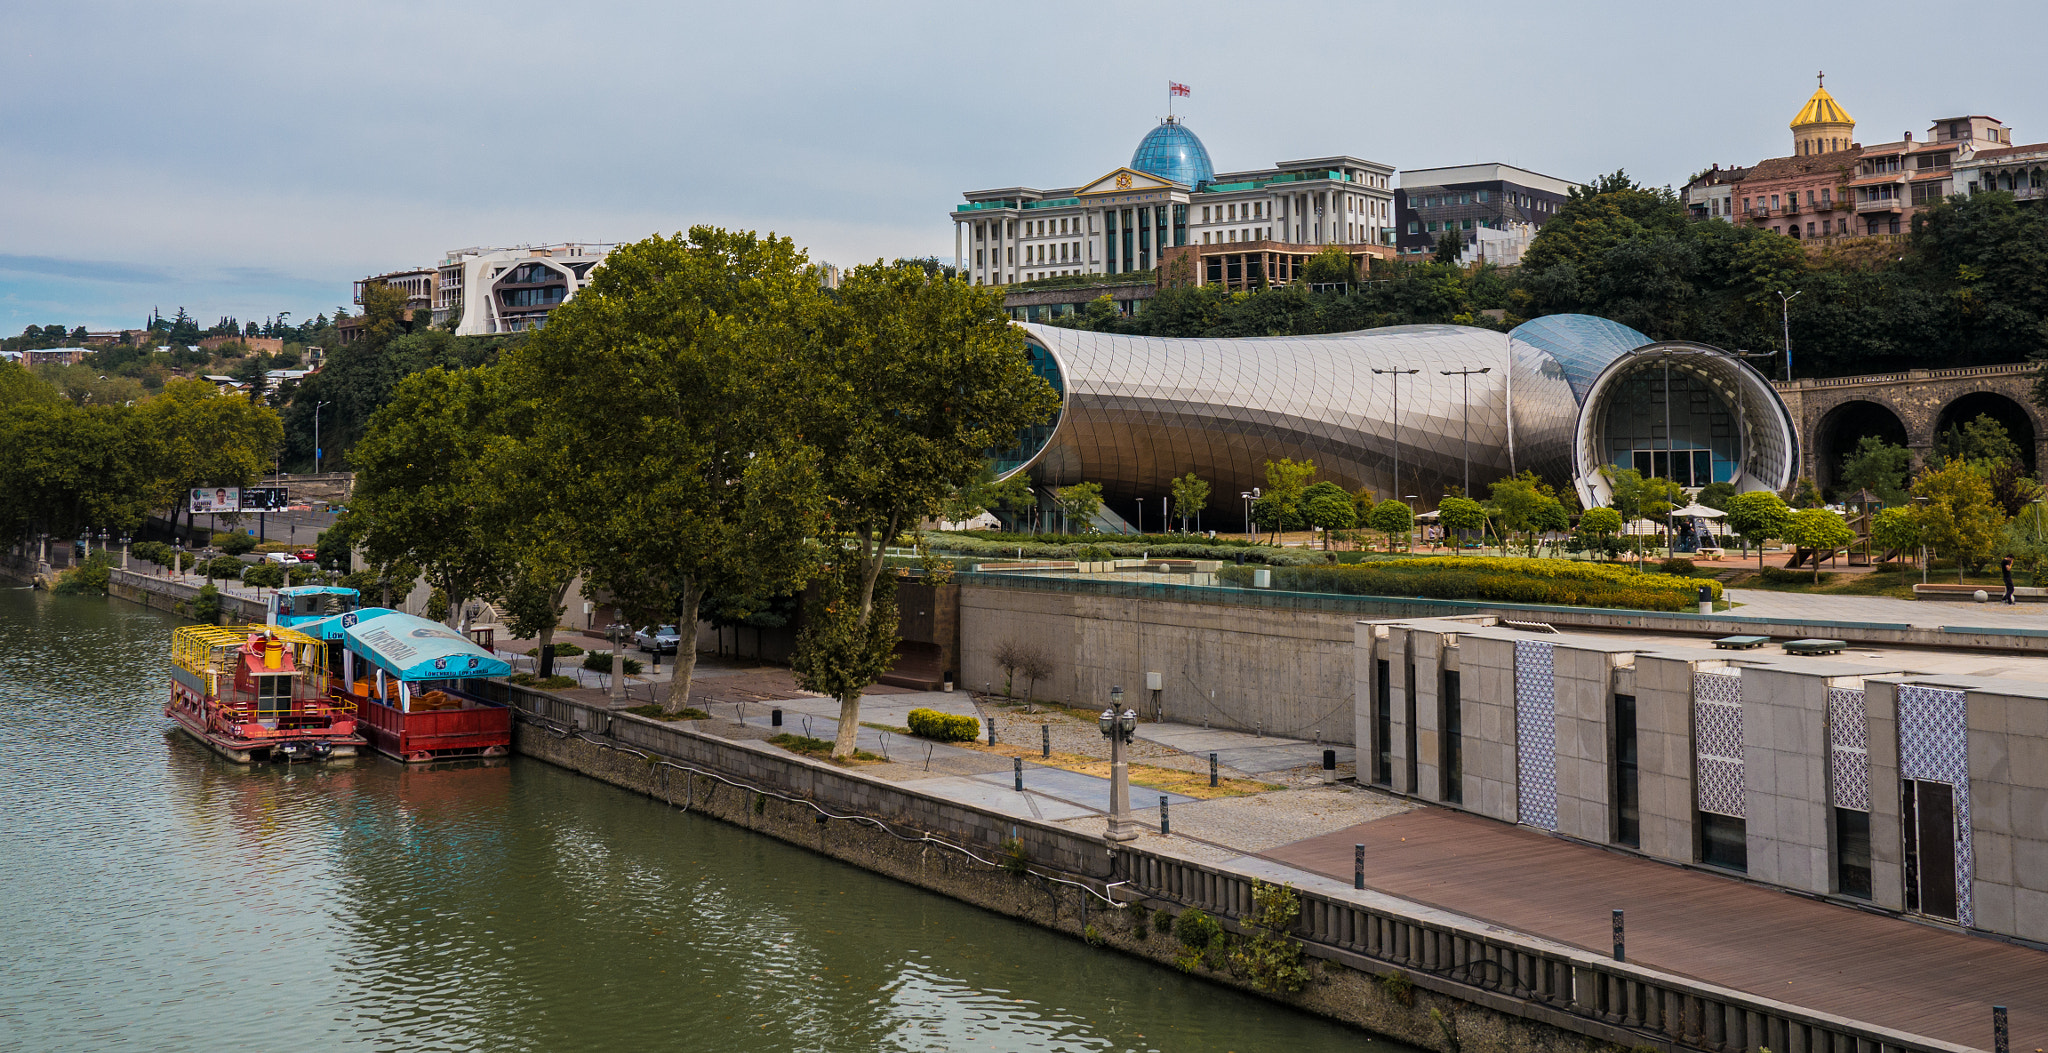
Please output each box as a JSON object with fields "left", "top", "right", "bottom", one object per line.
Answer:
{"left": 953, "top": 117, "right": 1395, "bottom": 286}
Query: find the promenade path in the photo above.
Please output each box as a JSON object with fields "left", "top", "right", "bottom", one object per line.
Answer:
{"left": 1265, "top": 808, "right": 2047, "bottom": 1050}
{"left": 1725, "top": 586, "right": 2047, "bottom": 631}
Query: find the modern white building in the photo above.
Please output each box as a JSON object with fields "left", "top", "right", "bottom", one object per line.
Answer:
{"left": 432, "top": 243, "right": 617, "bottom": 336}
{"left": 952, "top": 117, "right": 1396, "bottom": 286}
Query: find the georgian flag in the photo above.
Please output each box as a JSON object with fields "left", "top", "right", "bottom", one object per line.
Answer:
{"left": 1169, "top": 82, "right": 1191, "bottom": 97}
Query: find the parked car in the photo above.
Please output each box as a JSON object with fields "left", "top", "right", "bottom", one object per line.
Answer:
{"left": 294, "top": 548, "right": 319, "bottom": 563}
{"left": 264, "top": 551, "right": 300, "bottom": 565}
{"left": 632, "top": 625, "right": 680, "bottom": 654}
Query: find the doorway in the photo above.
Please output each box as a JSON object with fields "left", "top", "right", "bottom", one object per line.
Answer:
{"left": 1901, "top": 779, "right": 1959, "bottom": 920}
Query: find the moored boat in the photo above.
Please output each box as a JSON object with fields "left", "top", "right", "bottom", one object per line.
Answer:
{"left": 265, "top": 584, "right": 362, "bottom": 630}
{"left": 310, "top": 609, "right": 514, "bottom": 763}
{"left": 166, "top": 624, "right": 365, "bottom": 763}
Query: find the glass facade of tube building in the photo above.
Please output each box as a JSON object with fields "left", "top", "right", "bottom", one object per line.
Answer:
{"left": 998, "top": 314, "right": 1797, "bottom": 529}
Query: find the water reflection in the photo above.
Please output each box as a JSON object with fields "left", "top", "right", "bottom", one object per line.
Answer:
{"left": 0, "top": 590, "right": 1412, "bottom": 1052}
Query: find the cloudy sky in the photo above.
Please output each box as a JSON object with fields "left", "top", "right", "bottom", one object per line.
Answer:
{"left": 5, "top": 0, "right": 2044, "bottom": 335}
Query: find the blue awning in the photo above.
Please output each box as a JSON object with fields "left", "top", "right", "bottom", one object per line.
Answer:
{"left": 299, "top": 606, "right": 396, "bottom": 642}
{"left": 341, "top": 611, "right": 511, "bottom": 681}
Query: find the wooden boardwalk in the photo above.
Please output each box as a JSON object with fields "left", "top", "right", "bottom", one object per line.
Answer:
{"left": 1265, "top": 808, "right": 2048, "bottom": 1050}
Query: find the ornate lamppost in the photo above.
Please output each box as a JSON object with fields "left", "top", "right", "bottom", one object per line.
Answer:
{"left": 1098, "top": 686, "right": 1138, "bottom": 842}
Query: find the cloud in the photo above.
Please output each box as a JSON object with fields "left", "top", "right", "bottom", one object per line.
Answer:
{"left": 0, "top": 255, "right": 170, "bottom": 285}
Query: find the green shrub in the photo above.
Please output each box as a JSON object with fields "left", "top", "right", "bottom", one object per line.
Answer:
{"left": 582, "top": 650, "right": 644, "bottom": 675}
{"left": 1216, "top": 556, "right": 1722, "bottom": 612}
{"left": 131, "top": 540, "right": 174, "bottom": 566}
{"left": 241, "top": 562, "right": 287, "bottom": 590}
{"left": 1759, "top": 566, "right": 1836, "bottom": 586}
{"left": 907, "top": 707, "right": 980, "bottom": 742}
{"left": 1658, "top": 557, "right": 1696, "bottom": 576}
{"left": 1153, "top": 908, "right": 1174, "bottom": 936}
{"left": 217, "top": 532, "right": 257, "bottom": 556}
{"left": 286, "top": 564, "right": 322, "bottom": 585}
{"left": 187, "top": 584, "right": 223, "bottom": 624}
{"left": 53, "top": 553, "right": 114, "bottom": 595}
{"left": 1001, "top": 837, "right": 1030, "bottom": 875}
{"left": 625, "top": 704, "right": 710, "bottom": 721}
{"left": 1173, "top": 907, "right": 1222, "bottom": 950}
{"left": 525, "top": 643, "right": 584, "bottom": 657}
{"left": 924, "top": 533, "right": 1322, "bottom": 567}
{"left": 508, "top": 673, "right": 577, "bottom": 689}
{"left": 204, "top": 555, "right": 245, "bottom": 581}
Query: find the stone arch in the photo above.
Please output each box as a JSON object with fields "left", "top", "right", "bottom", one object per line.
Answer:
{"left": 1815, "top": 398, "right": 1910, "bottom": 492}
{"left": 1934, "top": 390, "right": 2039, "bottom": 473}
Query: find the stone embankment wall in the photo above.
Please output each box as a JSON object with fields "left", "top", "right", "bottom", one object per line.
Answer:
{"left": 496, "top": 682, "right": 1961, "bottom": 1053}
{"left": 106, "top": 568, "right": 264, "bottom": 622}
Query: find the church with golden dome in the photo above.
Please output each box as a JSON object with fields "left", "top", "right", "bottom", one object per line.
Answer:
{"left": 1791, "top": 74, "right": 1855, "bottom": 157}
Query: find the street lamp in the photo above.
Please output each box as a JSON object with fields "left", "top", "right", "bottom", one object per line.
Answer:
{"left": 1439, "top": 367, "right": 1491, "bottom": 498}
{"left": 1372, "top": 368, "right": 1420, "bottom": 501}
{"left": 1098, "top": 686, "right": 1138, "bottom": 842}
{"left": 119, "top": 534, "right": 132, "bottom": 570}
{"left": 313, "top": 401, "right": 333, "bottom": 474}
{"left": 1776, "top": 290, "right": 1802, "bottom": 383}
{"left": 1241, "top": 487, "right": 1261, "bottom": 540}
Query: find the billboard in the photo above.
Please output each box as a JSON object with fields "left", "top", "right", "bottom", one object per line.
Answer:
{"left": 190, "top": 487, "right": 240, "bottom": 514}
{"left": 241, "top": 487, "right": 291, "bottom": 511}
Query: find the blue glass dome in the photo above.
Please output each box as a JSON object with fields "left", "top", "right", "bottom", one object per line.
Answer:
{"left": 1130, "top": 118, "right": 1214, "bottom": 188}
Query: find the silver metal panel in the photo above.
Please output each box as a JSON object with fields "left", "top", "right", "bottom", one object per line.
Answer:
{"left": 1897, "top": 684, "right": 1973, "bottom": 928}
{"left": 1693, "top": 671, "right": 1746, "bottom": 819}
{"left": 1514, "top": 640, "right": 1559, "bottom": 831}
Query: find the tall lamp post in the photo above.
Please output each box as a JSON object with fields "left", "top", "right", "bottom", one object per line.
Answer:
{"left": 1098, "top": 686, "right": 1138, "bottom": 842}
{"left": 1372, "top": 368, "right": 1420, "bottom": 501}
{"left": 1241, "top": 488, "right": 1260, "bottom": 540}
{"left": 313, "top": 401, "right": 333, "bottom": 474}
{"left": 1439, "top": 367, "right": 1491, "bottom": 498}
{"left": 1776, "top": 290, "right": 1801, "bottom": 382}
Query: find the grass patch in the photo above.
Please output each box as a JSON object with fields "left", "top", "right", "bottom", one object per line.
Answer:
{"left": 625, "top": 704, "right": 709, "bottom": 721}
{"left": 860, "top": 720, "right": 911, "bottom": 735}
{"left": 507, "top": 673, "right": 578, "bottom": 689}
{"left": 768, "top": 733, "right": 881, "bottom": 765}
{"left": 962, "top": 743, "right": 1274, "bottom": 799}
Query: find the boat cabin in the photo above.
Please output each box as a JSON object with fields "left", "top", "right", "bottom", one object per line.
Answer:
{"left": 329, "top": 610, "right": 515, "bottom": 762}
{"left": 266, "top": 586, "right": 361, "bottom": 630}
{"left": 166, "top": 624, "right": 360, "bottom": 758}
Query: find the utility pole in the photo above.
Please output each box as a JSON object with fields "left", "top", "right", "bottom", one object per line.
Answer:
{"left": 313, "top": 401, "right": 333, "bottom": 474}
{"left": 1439, "top": 367, "right": 1491, "bottom": 497}
{"left": 1373, "top": 368, "right": 1420, "bottom": 501}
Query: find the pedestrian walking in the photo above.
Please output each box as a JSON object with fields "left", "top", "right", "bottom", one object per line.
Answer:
{"left": 2002, "top": 556, "right": 2016, "bottom": 605}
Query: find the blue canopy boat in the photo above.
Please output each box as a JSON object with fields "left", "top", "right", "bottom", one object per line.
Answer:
{"left": 322, "top": 610, "right": 514, "bottom": 762}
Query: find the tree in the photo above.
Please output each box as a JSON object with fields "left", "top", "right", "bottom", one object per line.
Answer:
{"left": 1871, "top": 506, "right": 1922, "bottom": 560}
{"left": 1488, "top": 473, "right": 1553, "bottom": 555}
{"left": 1695, "top": 480, "right": 1737, "bottom": 510}
{"left": 793, "top": 259, "right": 1059, "bottom": 757}
{"left": 1782, "top": 509, "right": 1856, "bottom": 583}
{"left": 1578, "top": 506, "right": 1625, "bottom": 560}
{"left": 1914, "top": 459, "right": 2006, "bottom": 581}
{"left": 1300, "top": 480, "right": 1355, "bottom": 547}
{"left": 942, "top": 462, "right": 1033, "bottom": 526}
{"left": 510, "top": 227, "right": 828, "bottom": 716}
{"left": 1434, "top": 228, "right": 1465, "bottom": 265}
{"left": 1366, "top": 499, "right": 1414, "bottom": 553}
{"left": 140, "top": 379, "right": 283, "bottom": 541}
{"left": 1170, "top": 472, "right": 1211, "bottom": 532}
{"left": 1724, "top": 491, "right": 1792, "bottom": 568}
{"left": 1835, "top": 436, "right": 1913, "bottom": 506}
{"left": 1437, "top": 495, "right": 1487, "bottom": 549}
{"left": 1260, "top": 458, "right": 1317, "bottom": 541}
{"left": 1052, "top": 481, "right": 1104, "bottom": 534}
{"left": 346, "top": 367, "right": 511, "bottom": 632}
{"left": 1301, "top": 246, "right": 1356, "bottom": 286}
{"left": 1933, "top": 412, "right": 2024, "bottom": 469}
{"left": 1985, "top": 459, "right": 2043, "bottom": 518}
{"left": 1789, "top": 477, "right": 1825, "bottom": 509}
{"left": 1601, "top": 466, "right": 1684, "bottom": 562}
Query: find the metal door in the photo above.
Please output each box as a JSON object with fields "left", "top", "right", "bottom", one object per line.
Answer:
{"left": 1903, "top": 779, "right": 1960, "bottom": 920}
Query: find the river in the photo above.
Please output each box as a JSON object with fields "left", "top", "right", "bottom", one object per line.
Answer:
{"left": 0, "top": 588, "right": 1414, "bottom": 1052}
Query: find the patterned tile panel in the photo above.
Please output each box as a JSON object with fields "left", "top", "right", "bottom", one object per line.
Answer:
{"left": 1514, "top": 640, "right": 1559, "bottom": 831}
{"left": 1827, "top": 687, "right": 1870, "bottom": 813}
{"left": 1897, "top": 685, "right": 1973, "bottom": 928}
{"left": 1693, "top": 671, "right": 1746, "bottom": 818}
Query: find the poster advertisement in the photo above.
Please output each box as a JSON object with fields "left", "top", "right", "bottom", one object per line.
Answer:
{"left": 190, "top": 487, "right": 241, "bottom": 514}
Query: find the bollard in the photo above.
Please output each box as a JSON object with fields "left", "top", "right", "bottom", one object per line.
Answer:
{"left": 1612, "top": 909, "right": 1625, "bottom": 962}
{"left": 1159, "top": 795, "right": 1170, "bottom": 836}
{"left": 771, "top": 708, "right": 782, "bottom": 728}
{"left": 1354, "top": 844, "right": 1364, "bottom": 890}
{"left": 1698, "top": 583, "right": 1713, "bottom": 615}
{"left": 988, "top": 718, "right": 997, "bottom": 746}
{"left": 1014, "top": 756, "right": 1023, "bottom": 792}
{"left": 1993, "top": 1006, "right": 2008, "bottom": 1053}
{"left": 1042, "top": 723, "right": 1051, "bottom": 758}
{"left": 1322, "top": 748, "right": 1337, "bottom": 785}
{"left": 1210, "top": 752, "right": 1218, "bottom": 787}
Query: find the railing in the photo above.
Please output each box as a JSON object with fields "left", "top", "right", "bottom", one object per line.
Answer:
{"left": 1780, "top": 361, "right": 2039, "bottom": 389}
{"left": 1121, "top": 850, "right": 1970, "bottom": 1053}
{"left": 1855, "top": 196, "right": 1902, "bottom": 212}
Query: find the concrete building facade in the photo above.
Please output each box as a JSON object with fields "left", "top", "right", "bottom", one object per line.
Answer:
{"left": 1393, "top": 163, "right": 1578, "bottom": 263}
{"left": 952, "top": 118, "right": 1396, "bottom": 287}
{"left": 436, "top": 244, "right": 616, "bottom": 335}
{"left": 1358, "top": 616, "right": 2048, "bottom": 943}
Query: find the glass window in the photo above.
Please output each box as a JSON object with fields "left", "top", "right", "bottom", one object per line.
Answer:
{"left": 1476, "top": 190, "right": 1488, "bottom": 203}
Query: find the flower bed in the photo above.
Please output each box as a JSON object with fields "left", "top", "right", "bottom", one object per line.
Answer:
{"left": 1218, "top": 556, "right": 1722, "bottom": 612}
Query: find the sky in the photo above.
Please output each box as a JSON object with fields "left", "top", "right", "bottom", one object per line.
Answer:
{"left": 6, "top": 0, "right": 2046, "bottom": 335}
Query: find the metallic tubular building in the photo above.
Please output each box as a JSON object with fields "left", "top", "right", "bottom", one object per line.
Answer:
{"left": 1005, "top": 314, "right": 1797, "bottom": 528}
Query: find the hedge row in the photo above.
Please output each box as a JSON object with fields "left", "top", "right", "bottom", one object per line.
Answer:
{"left": 907, "top": 707, "right": 980, "bottom": 742}
{"left": 924, "top": 535, "right": 1327, "bottom": 567}
{"left": 1217, "top": 556, "right": 1722, "bottom": 612}
{"left": 943, "top": 529, "right": 1262, "bottom": 549}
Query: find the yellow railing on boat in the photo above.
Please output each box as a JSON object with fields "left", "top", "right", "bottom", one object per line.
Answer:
{"left": 171, "top": 624, "right": 327, "bottom": 688}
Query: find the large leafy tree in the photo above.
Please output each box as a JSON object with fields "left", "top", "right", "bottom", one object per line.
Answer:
{"left": 511, "top": 227, "right": 826, "bottom": 715}
{"left": 1723, "top": 491, "right": 1792, "bottom": 568}
{"left": 139, "top": 378, "right": 283, "bottom": 540}
{"left": 346, "top": 366, "right": 517, "bottom": 632}
{"left": 1914, "top": 459, "right": 2006, "bottom": 580}
{"left": 793, "top": 261, "right": 1059, "bottom": 758}
{"left": 1301, "top": 480, "right": 1355, "bottom": 547}
{"left": 1835, "top": 436, "right": 1913, "bottom": 505}
{"left": 1782, "top": 509, "right": 1856, "bottom": 583}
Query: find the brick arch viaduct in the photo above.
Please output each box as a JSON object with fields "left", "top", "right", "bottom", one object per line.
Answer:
{"left": 1771, "top": 362, "right": 2046, "bottom": 489}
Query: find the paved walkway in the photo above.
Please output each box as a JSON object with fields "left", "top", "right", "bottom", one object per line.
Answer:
{"left": 1263, "top": 807, "right": 2046, "bottom": 1050}
{"left": 1725, "top": 586, "right": 2046, "bottom": 631}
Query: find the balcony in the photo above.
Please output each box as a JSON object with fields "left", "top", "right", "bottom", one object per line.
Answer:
{"left": 1856, "top": 196, "right": 1903, "bottom": 213}
{"left": 1813, "top": 198, "right": 1839, "bottom": 212}
{"left": 1779, "top": 200, "right": 1801, "bottom": 216}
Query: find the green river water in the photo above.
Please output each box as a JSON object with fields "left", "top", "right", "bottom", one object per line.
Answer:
{"left": 0, "top": 589, "right": 1417, "bottom": 1052}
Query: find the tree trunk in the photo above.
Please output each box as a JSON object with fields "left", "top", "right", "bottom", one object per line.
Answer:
{"left": 538, "top": 621, "right": 556, "bottom": 679}
{"left": 660, "top": 580, "right": 705, "bottom": 715}
{"left": 832, "top": 691, "right": 863, "bottom": 758}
